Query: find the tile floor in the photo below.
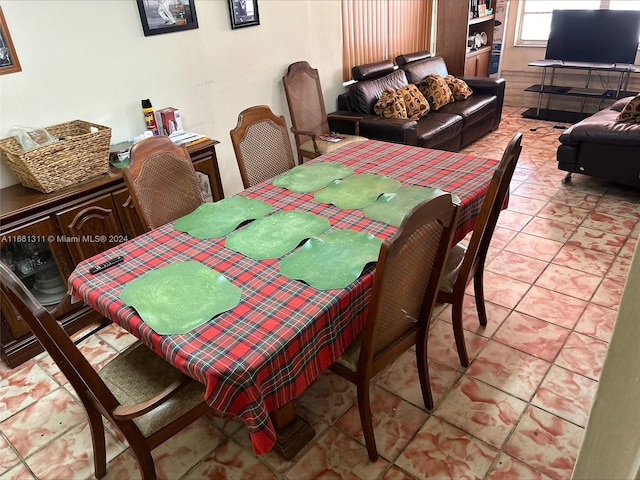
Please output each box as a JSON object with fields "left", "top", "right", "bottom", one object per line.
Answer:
{"left": 1, "top": 106, "right": 638, "bottom": 480}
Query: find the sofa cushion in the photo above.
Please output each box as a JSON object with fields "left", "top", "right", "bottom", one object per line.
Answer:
{"left": 349, "top": 69, "right": 409, "bottom": 115}
{"left": 445, "top": 75, "right": 473, "bottom": 100}
{"left": 560, "top": 106, "right": 640, "bottom": 147}
{"left": 416, "top": 112, "right": 463, "bottom": 148}
{"left": 419, "top": 74, "right": 455, "bottom": 111}
{"left": 616, "top": 93, "right": 640, "bottom": 124}
{"left": 374, "top": 89, "right": 408, "bottom": 119}
{"left": 438, "top": 94, "right": 496, "bottom": 129}
{"left": 397, "top": 84, "right": 430, "bottom": 120}
{"left": 400, "top": 56, "right": 449, "bottom": 84}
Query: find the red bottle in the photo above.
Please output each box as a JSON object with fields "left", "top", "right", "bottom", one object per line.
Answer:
{"left": 141, "top": 99, "right": 160, "bottom": 136}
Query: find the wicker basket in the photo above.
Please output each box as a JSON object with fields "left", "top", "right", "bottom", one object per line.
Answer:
{"left": 0, "top": 120, "right": 111, "bottom": 193}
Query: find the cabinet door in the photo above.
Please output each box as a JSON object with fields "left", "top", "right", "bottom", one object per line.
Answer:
{"left": 56, "top": 193, "right": 125, "bottom": 265}
{"left": 475, "top": 49, "right": 490, "bottom": 77}
{"left": 464, "top": 55, "right": 478, "bottom": 76}
{"left": 113, "top": 188, "right": 146, "bottom": 238}
{"left": 1, "top": 216, "right": 77, "bottom": 339}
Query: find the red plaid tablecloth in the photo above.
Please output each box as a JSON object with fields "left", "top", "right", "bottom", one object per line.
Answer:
{"left": 68, "top": 140, "right": 498, "bottom": 455}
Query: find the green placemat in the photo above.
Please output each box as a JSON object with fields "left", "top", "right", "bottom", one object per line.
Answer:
{"left": 119, "top": 261, "right": 242, "bottom": 335}
{"left": 363, "top": 186, "right": 449, "bottom": 227}
{"left": 279, "top": 229, "right": 383, "bottom": 290}
{"left": 314, "top": 174, "right": 402, "bottom": 209}
{"left": 174, "top": 197, "right": 272, "bottom": 239}
{"left": 226, "top": 210, "right": 331, "bottom": 260}
{"left": 273, "top": 162, "right": 354, "bottom": 193}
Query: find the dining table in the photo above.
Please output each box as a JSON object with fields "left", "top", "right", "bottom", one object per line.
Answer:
{"left": 68, "top": 139, "right": 500, "bottom": 458}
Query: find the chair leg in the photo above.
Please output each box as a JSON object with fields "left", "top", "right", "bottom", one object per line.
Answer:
{"left": 473, "top": 268, "right": 488, "bottom": 327}
{"left": 451, "top": 296, "right": 470, "bottom": 368}
{"left": 356, "top": 379, "right": 379, "bottom": 462}
{"left": 415, "top": 331, "right": 434, "bottom": 410}
{"left": 129, "top": 443, "right": 157, "bottom": 480}
{"left": 85, "top": 408, "right": 107, "bottom": 479}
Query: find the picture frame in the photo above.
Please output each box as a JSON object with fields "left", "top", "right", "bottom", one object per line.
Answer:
{"left": 136, "top": 0, "right": 198, "bottom": 37}
{"left": 228, "top": 0, "right": 260, "bottom": 29}
{"left": 0, "top": 7, "right": 21, "bottom": 75}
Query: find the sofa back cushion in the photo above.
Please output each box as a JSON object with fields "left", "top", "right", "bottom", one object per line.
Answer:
{"left": 349, "top": 68, "right": 409, "bottom": 115}
{"left": 401, "top": 56, "right": 449, "bottom": 84}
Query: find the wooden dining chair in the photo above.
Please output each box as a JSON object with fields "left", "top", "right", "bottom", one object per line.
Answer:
{"left": 438, "top": 132, "right": 524, "bottom": 367}
{"left": 0, "top": 262, "right": 213, "bottom": 480}
{"left": 229, "top": 105, "right": 296, "bottom": 188}
{"left": 123, "top": 136, "right": 205, "bottom": 231}
{"left": 329, "top": 193, "right": 460, "bottom": 461}
{"left": 283, "top": 61, "right": 366, "bottom": 164}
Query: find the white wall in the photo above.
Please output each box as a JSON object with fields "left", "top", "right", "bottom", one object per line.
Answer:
{"left": 0, "top": 0, "right": 344, "bottom": 196}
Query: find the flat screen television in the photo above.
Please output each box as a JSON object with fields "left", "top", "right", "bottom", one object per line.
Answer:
{"left": 545, "top": 9, "right": 640, "bottom": 65}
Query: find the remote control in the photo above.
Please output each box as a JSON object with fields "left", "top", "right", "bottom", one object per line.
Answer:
{"left": 89, "top": 256, "right": 124, "bottom": 274}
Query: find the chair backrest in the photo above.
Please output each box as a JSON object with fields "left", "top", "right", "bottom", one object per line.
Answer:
{"left": 123, "top": 136, "right": 205, "bottom": 231}
{"left": 457, "top": 132, "right": 523, "bottom": 290}
{"left": 0, "top": 262, "right": 130, "bottom": 429}
{"left": 230, "top": 105, "right": 296, "bottom": 188}
{"left": 361, "top": 193, "right": 459, "bottom": 367}
{"left": 283, "top": 61, "right": 330, "bottom": 145}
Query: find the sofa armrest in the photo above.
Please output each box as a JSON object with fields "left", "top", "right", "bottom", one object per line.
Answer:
{"left": 329, "top": 111, "right": 417, "bottom": 145}
{"left": 460, "top": 76, "right": 506, "bottom": 130}
{"left": 359, "top": 115, "right": 418, "bottom": 145}
{"left": 459, "top": 76, "right": 505, "bottom": 97}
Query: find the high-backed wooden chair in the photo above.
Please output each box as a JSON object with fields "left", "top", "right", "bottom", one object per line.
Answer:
{"left": 438, "top": 132, "right": 524, "bottom": 367}
{"left": 329, "top": 193, "right": 460, "bottom": 461}
{"left": 0, "top": 263, "right": 212, "bottom": 480}
{"left": 123, "top": 136, "right": 205, "bottom": 231}
{"left": 283, "top": 61, "right": 366, "bottom": 164}
{"left": 229, "top": 105, "right": 296, "bottom": 188}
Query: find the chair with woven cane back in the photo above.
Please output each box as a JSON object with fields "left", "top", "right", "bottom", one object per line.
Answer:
{"left": 329, "top": 193, "right": 460, "bottom": 461}
{"left": 123, "top": 136, "right": 205, "bottom": 231}
{"left": 283, "top": 61, "right": 366, "bottom": 164}
{"left": 438, "top": 132, "right": 524, "bottom": 367}
{"left": 0, "top": 262, "right": 213, "bottom": 480}
{"left": 230, "top": 105, "right": 296, "bottom": 188}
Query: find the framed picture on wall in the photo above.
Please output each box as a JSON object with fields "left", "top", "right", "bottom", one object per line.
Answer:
{"left": 137, "top": 0, "right": 198, "bottom": 36}
{"left": 0, "top": 7, "right": 21, "bottom": 75}
{"left": 228, "top": 0, "right": 260, "bottom": 29}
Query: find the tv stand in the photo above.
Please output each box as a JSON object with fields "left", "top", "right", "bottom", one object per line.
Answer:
{"left": 523, "top": 60, "right": 640, "bottom": 123}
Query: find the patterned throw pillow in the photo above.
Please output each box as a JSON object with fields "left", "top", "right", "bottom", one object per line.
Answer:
{"left": 374, "top": 89, "right": 407, "bottom": 119}
{"left": 445, "top": 75, "right": 473, "bottom": 101}
{"left": 397, "top": 84, "right": 430, "bottom": 120}
{"left": 418, "top": 74, "right": 455, "bottom": 110}
{"left": 616, "top": 93, "right": 640, "bottom": 124}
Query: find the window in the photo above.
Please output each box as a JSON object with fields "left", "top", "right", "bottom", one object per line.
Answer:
{"left": 517, "top": 0, "right": 640, "bottom": 45}
{"left": 341, "top": 0, "right": 432, "bottom": 81}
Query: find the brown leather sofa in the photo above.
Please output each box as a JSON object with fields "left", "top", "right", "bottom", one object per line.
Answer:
{"left": 558, "top": 97, "right": 640, "bottom": 188}
{"left": 329, "top": 52, "right": 506, "bottom": 151}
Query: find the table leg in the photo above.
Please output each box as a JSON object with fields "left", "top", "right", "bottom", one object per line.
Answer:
{"left": 270, "top": 402, "right": 315, "bottom": 460}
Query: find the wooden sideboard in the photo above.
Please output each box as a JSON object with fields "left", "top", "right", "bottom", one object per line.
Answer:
{"left": 0, "top": 138, "right": 223, "bottom": 367}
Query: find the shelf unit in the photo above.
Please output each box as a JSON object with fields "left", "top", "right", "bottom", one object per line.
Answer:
{"left": 436, "top": 0, "right": 494, "bottom": 77}
{"left": 523, "top": 60, "right": 640, "bottom": 122}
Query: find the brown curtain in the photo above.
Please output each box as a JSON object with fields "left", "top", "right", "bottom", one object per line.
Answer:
{"left": 342, "top": 0, "right": 432, "bottom": 81}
